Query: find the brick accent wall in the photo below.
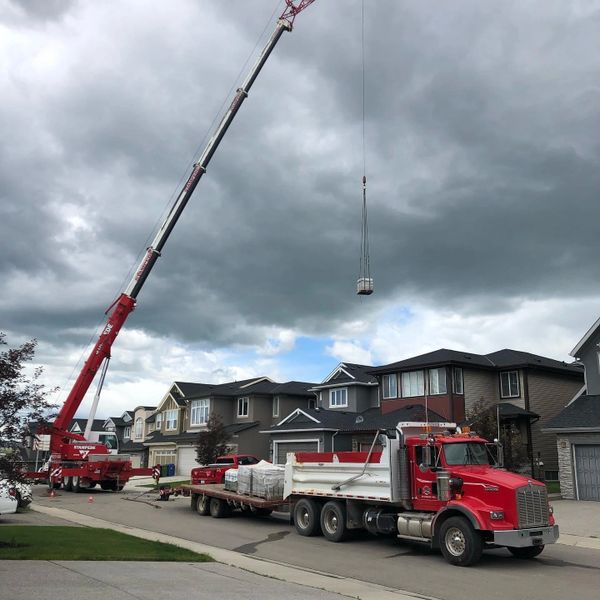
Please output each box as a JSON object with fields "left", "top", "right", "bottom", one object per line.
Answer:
{"left": 556, "top": 436, "right": 575, "bottom": 499}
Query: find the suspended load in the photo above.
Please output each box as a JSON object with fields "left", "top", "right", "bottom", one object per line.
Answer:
{"left": 357, "top": 175, "right": 373, "bottom": 295}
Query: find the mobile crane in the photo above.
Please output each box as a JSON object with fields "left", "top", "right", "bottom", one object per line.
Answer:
{"left": 29, "top": 0, "right": 318, "bottom": 492}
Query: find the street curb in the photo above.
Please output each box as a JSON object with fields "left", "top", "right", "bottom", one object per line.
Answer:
{"left": 556, "top": 533, "right": 600, "bottom": 551}
{"left": 31, "top": 504, "right": 434, "bottom": 600}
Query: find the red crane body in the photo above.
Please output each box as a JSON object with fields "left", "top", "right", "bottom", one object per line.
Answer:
{"left": 33, "top": 1, "right": 317, "bottom": 492}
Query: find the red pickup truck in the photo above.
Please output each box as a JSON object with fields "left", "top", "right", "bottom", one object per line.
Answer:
{"left": 190, "top": 454, "right": 260, "bottom": 485}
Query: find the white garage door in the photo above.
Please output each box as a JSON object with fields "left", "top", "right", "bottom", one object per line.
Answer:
{"left": 129, "top": 454, "right": 141, "bottom": 469}
{"left": 275, "top": 441, "right": 318, "bottom": 465}
{"left": 177, "top": 447, "right": 199, "bottom": 477}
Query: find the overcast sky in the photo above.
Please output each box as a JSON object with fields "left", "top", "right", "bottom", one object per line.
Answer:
{"left": 2, "top": 0, "right": 600, "bottom": 419}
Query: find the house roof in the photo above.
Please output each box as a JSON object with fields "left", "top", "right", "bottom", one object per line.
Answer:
{"left": 69, "top": 419, "right": 105, "bottom": 432}
{"left": 370, "top": 348, "right": 582, "bottom": 377}
{"left": 106, "top": 417, "right": 127, "bottom": 427}
{"left": 264, "top": 405, "right": 444, "bottom": 434}
{"left": 570, "top": 316, "right": 600, "bottom": 357}
{"left": 271, "top": 381, "right": 318, "bottom": 396}
{"left": 544, "top": 395, "right": 600, "bottom": 431}
{"left": 120, "top": 440, "right": 146, "bottom": 452}
{"left": 143, "top": 421, "right": 259, "bottom": 445}
{"left": 497, "top": 402, "right": 539, "bottom": 420}
{"left": 318, "top": 362, "right": 378, "bottom": 386}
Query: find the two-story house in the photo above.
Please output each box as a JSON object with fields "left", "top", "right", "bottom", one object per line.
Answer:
{"left": 143, "top": 378, "right": 317, "bottom": 475}
{"left": 119, "top": 405, "right": 156, "bottom": 467}
{"left": 264, "top": 362, "right": 445, "bottom": 462}
{"left": 103, "top": 410, "right": 134, "bottom": 450}
{"left": 545, "top": 318, "right": 600, "bottom": 500}
{"left": 370, "top": 348, "right": 584, "bottom": 480}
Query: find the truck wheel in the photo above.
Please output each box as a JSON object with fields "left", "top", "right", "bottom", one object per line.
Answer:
{"left": 64, "top": 476, "right": 73, "bottom": 492}
{"left": 293, "top": 498, "right": 322, "bottom": 537}
{"left": 255, "top": 508, "right": 273, "bottom": 517}
{"left": 508, "top": 545, "right": 544, "bottom": 559}
{"left": 320, "top": 501, "right": 349, "bottom": 542}
{"left": 72, "top": 476, "right": 81, "bottom": 493}
{"left": 439, "top": 516, "right": 483, "bottom": 566}
{"left": 196, "top": 495, "right": 211, "bottom": 516}
{"left": 209, "top": 497, "right": 229, "bottom": 518}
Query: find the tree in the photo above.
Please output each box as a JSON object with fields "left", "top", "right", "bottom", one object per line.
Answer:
{"left": 0, "top": 333, "right": 56, "bottom": 481}
{"left": 195, "top": 414, "right": 232, "bottom": 466}
{"left": 465, "top": 397, "right": 529, "bottom": 473}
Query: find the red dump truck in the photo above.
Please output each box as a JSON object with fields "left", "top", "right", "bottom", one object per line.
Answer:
{"left": 184, "top": 422, "right": 558, "bottom": 566}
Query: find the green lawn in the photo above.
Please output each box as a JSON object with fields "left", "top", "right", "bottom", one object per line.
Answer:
{"left": 0, "top": 527, "right": 212, "bottom": 561}
{"left": 546, "top": 481, "right": 561, "bottom": 494}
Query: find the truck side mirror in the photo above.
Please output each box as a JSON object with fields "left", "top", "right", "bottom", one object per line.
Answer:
{"left": 419, "top": 445, "right": 432, "bottom": 471}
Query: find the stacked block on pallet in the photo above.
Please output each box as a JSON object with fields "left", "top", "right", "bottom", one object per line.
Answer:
{"left": 224, "top": 469, "right": 238, "bottom": 492}
{"left": 237, "top": 461, "right": 284, "bottom": 500}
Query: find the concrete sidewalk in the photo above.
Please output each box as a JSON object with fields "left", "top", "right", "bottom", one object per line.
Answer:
{"left": 0, "top": 560, "right": 345, "bottom": 600}
{"left": 26, "top": 505, "right": 429, "bottom": 600}
{"left": 551, "top": 499, "right": 600, "bottom": 549}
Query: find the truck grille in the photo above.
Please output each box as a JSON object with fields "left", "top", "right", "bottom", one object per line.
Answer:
{"left": 516, "top": 485, "right": 549, "bottom": 528}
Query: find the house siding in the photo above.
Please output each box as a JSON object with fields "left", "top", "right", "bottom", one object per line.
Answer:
{"left": 463, "top": 369, "right": 498, "bottom": 413}
{"left": 556, "top": 433, "right": 600, "bottom": 499}
{"left": 528, "top": 371, "right": 584, "bottom": 474}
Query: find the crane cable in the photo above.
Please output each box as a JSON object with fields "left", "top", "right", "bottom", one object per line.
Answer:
{"left": 358, "top": 0, "right": 372, "bottom": 295}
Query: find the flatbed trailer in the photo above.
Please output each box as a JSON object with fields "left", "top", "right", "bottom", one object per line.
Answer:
{"left": 182, "top": 483, "right": 287, "bottom": 519}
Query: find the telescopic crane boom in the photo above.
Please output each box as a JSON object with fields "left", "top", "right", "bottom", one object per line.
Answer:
{"left": 49, "top": 1, "right": 317, "bottom": 454}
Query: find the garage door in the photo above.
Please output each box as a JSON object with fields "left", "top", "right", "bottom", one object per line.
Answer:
{"left": 177, "top": 447, "right": 199, "bottom": 477}
{"left": 575, "top": 445, "right": 600, "bottom": 501}
{"left": 276, "top": 441, "right": 318, "bottom": 465}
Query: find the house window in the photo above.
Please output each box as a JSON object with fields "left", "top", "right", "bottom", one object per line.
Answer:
{"left": 123, "top": 426, "right": 131, "bottom": 440}
{"left": 382, "top": 374, "right": 398, "bottom": 399}
{"left": 191, "top": 399, "right": 210, "bottom": 426}
{"left": 165, "top": 409, "right": 178, "bottom": 430}
{"left": 500, "top": 371, "right": 520, "bottom": 398}
{"left": 134, "top": 417, "right": 143, "bottom": 439}
{"left": 155, "top": 413, "right": 162, "bottom": 430}
{"left": 428, "top": 368, "right": 447, "bottom": 395}
{"left": 237, "top": 397, "right": 249, "bottom": 417}
{"left": 308, "top": 398, "right": 316, "bottom": 410}
{"left": 272, "top": 396, "right": 279, "bottom": 418}
{"left": 453, "top": 367, "right": 464, "bottom": 394}
{"left": 401, "top": 370, "right": 424, "bottom": 398}
{"left": 330, "top": 388, "right": 348, "bottom": 407}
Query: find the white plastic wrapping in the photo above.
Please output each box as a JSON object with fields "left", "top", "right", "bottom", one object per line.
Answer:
{"left": 237, "top": 460, "right": 285, "bottom": 500}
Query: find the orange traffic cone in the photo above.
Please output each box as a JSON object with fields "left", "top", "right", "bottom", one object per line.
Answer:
{"left": 88, "top": 495, "right": 94, "bottom": 503}
{"left": 49, "top": 489, "right": 56, "bottom": 498}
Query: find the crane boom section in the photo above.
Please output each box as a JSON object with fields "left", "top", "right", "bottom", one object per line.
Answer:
{"left": 50, "top": 4, "right": 318, "bottom": 450}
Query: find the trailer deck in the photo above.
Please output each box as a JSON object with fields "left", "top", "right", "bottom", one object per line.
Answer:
{"left": 182, "top": 483, "right": 287, "bottom": 509}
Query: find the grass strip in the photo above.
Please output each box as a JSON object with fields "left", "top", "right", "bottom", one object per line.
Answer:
{"left": 0, "top": 526, "right": 212, "bottom": 562}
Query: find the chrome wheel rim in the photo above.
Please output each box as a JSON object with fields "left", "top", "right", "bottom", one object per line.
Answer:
{"left": 323, "top": 509, "right": 338, "bottom": 535}
{"left": 445, "top": 527, "right": 466, "bottom": 557}
{"left": 298, "top": 507, "right": 310, "bottom": 529}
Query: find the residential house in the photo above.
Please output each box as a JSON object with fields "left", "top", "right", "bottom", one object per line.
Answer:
{"left": 370, "top": 348, "right": 584, "bottom": 480}
{"left": 119, "top": 406, "right": 156, "bottom": 467}
{"left": 544, "top": 318, "right": 600, "bottom": 500}
{"left": 263, "top": 404, "right": 445, "bottom": 464}
{"left": 103, "top": 410, "right": 134, "bottom": 450}
{"left": 143, "top": 378, "right": 317, "bottom": 476}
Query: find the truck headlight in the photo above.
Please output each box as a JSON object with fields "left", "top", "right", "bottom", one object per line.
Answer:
{"left": 490, "top": 511, "right": 504, "bottom": 520}
{"left": 548, "top": 505, "right": 553, "bottom": 515}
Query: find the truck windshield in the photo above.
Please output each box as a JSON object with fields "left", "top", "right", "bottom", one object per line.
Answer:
{"left": 443, "top": 443, "right": 491, "bottom": 465}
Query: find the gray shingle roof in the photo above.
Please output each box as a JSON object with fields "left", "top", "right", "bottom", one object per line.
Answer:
{"left": 545, "top": 395, "right": 600, "bottom": 430}
{"left": 370, "top": 348, "right": 582, "bottom": 376}
{"left": 143, "top": 421, "right": 259, "bottom": 445}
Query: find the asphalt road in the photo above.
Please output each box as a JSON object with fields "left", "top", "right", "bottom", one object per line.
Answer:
{"left": 33, "top": 486, "right": 600, "bottom": 600}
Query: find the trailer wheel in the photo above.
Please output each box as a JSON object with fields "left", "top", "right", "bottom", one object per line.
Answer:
{"left": 508, "top": 545, "right": 544, "bottom": 559}
{"left": 209, "top": 497, "right": 229, "bottom": 518}
{"left": 196, "top": 495, "right": 211, "bottom": 516}
{"left": 64, "top": 476, "right": 73, "bottom": 492}
{"left": 293, "top": 498, "right": 322, "bottom": 537}
{"left": 320, "top": 501, "right": 349, "bottom": 543}
{"left": 255, "top": 508, "right": 273, "bottom": 517}
{"left": 439, "top": 516, "right": 483, "bottom": 566}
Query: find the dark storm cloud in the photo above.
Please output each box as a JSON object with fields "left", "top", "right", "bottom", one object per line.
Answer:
{"left": 2, "top": 0, "right": 600, "bottom": 351}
